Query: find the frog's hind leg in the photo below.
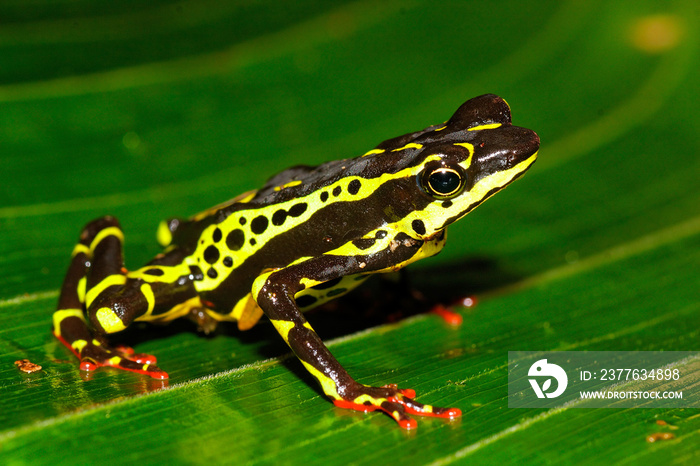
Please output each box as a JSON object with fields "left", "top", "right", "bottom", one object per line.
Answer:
{"left": 53, "top": 216, "right": 168, "bottom": 379}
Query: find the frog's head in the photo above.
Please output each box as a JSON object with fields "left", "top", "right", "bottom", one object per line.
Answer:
{"left": 406, "top": 94, "right": 539, "bottom": 236}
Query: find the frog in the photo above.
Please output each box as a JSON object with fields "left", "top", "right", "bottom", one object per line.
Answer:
{"left": 53, "top": 94, "right": 539, "bottom": 429}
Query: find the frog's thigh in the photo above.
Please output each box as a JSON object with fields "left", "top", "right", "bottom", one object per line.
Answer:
{"left": 87, "top": 274, "right": 199, "bottom": 335}
{"left": 56, "top": 217, "right": 121, "bottom": 312}
{"left": 76, "top": 218, "right": 150, "bottom": 334}
{"left": 54, "top": 217, "right": 123, "bottom": 335}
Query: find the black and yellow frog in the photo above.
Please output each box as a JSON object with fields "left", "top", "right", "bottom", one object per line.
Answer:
{"left": 54, "top": 94, "right": 539, "bottom": 429}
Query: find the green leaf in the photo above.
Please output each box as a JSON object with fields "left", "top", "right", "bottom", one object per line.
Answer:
{"left": 1, "top": 0, "right": 699, "bottom": 464}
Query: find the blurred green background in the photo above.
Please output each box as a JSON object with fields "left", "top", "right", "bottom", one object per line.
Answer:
{"left": 1, "top": 0, "right": 698, "bottom": 464}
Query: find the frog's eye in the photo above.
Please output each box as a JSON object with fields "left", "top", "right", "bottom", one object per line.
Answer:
{"left": 421, "top": 166, "right": 466, "bottom": 199}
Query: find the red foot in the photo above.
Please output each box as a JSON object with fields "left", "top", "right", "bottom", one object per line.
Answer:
{"left": 114, "top": 344, "right": 135, "bottom": 356}
{"left": 398, "top": 418, "right": 418, "bottom": 430}
{"left": 430, "top": 304, "right": 463, "bottom": 326}
{"left": 333, "top": 399, "right": 379, "bottom": 413}
{"left": 113, "top": 346, "right": 157, "bottom": 365}
{"left": 80, "top": 360, "right": 98, "bottom": 371}
{"left": 394, "top": 396, "right": 462, "bottom": 419}
{"left": 429, "top": 295, "right": 478, "bottom": 326}
{"left": 54, "top": 332, "right": 168, "bottom": 379}
{"left": 333, "top": 386, "right": 461, "bottom": 430}
{"left": 104, "top": 358, "right": 169, "bottom": 380}
{"left": 131, "top": 353, "right": 158, "bottom": 365}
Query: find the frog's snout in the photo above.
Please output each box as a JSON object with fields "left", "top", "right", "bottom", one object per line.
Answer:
{"left": 512, "top": 128, "right": 540, "bottom": 164}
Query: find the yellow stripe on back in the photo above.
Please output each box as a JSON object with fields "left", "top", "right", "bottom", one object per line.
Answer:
{"left": 468, "top": 122, "right": 502, "bottom": 131}
{"left": 362, "top": 148, "right": 385, "bottom": 157}
{"left": 391, "top": 143, "right": 423, "bottom": 152}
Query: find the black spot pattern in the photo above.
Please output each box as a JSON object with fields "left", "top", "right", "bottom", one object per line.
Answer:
{"left": 212, "top": 228, "right": 222, "bottom": 242}
{"left": 288, "top": 203, "right": 307, "bottom": 217}
{"left": 250, "top": 238, "right": 257, "bottom": 246}
{"left": 311, "top": 277, "right": 342, "bottom": 290}
{"left": 441, "top": 200, "right": 453, "bottom": 208}
{"left": 320, "top": 192, "right": 329, "bottom": 202}
{"left": 412, "top": 219, "right": 426, "bottom": 236}
{"left": 352, "top": 238, "right": 376, "bottom": 250}
{"left": 348, "top": 179, "right": 361, "bottom": 195}
{"left": 296, "top": 295, "right": 317, "bottom": 308}
{"left": 271, "top": 203, "right": 307, "bottom": 227}
{"left": 144, "top": 268, "right": 164, "bottom": 276}
{"left": 251, "top": 216, "right": 269, "bottom": 234}
{"left": 207, "top": 268, "right": 218, "bottom": 279}
{"left": 226, "top": 229, "right": 245, "bottom": 251}
{"left": 332, "top": 186, "right": 342, "bottom": 197}
{"left": 239, "top": 217, "right": 247, "bottom": 225}
{"left": 203, "top": 245, "right": 220, "bottom": 264}
{"left": 375, "top": 230, "right": 387, "bottom": 239}
{"left": 223, "top": 257, "right": 233, "bottom": 267}
{"left": 272, "top": 210, "right": 287, "bottom": 226}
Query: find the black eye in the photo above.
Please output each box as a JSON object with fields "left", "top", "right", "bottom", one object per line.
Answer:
{"left": 422, "top": 167, "right": 465, "bottom": 199}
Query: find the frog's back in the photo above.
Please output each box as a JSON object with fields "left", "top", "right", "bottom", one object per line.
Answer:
{"left": 158, "top": 93, "right": 539, "bottom": 315}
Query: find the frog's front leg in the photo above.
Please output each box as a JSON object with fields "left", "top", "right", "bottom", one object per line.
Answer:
{"left": 54, "top": 217, "right": 179, "bottom": 379}
{"left": 252, "top": 241, "right": 461, "bottom": 429}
